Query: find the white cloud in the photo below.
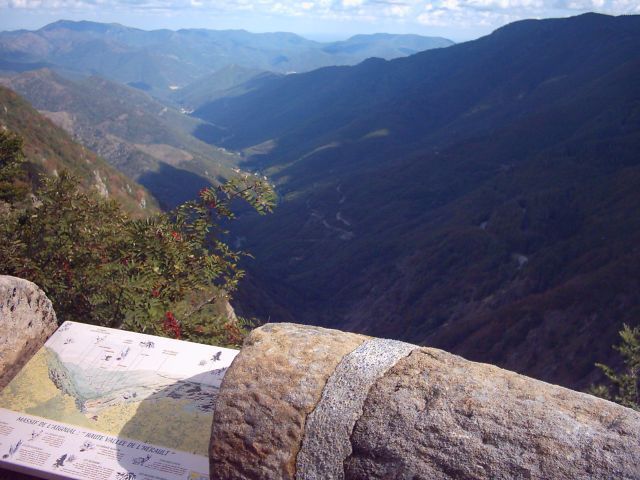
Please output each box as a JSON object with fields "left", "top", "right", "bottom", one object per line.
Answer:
{"left": 442, "top": 0, "right": 461, "bottom": 10}
{"left": 1, "top": 0, "right": 638, "bottom": 37}
{"left": 467, "top": 0, "right": 543, "bottom": 7}
{"left": 385, "top": 4, "right": 411, "bottom": 16}
{"left": 417, "top": 9, "right": 447, "bottom": 24}
{"left": 558, "top": 0, "right": 640, "bottom": 12}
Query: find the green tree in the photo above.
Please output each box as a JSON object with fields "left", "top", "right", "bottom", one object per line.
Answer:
{"left": 0, "top": 129, "right": 28, "bottom": 203}
{"left": 591, "top": 324, "right": 640, "bottom": 411}
{"left": 0, "top": 130, "right": 275, "bottom": 347}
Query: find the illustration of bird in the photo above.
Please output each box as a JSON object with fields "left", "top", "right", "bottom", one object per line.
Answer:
{"left": 2, "top": 440, "right": 22, "bottom": 459}
{"left": 132, "top": 454, "right": 151, "bottom": 466}
{"left": 80, "top": 441, "right": 95, "bottom": 452}
{"left": 53, "top": 453, "right": 67, "bottom": 468}
{"left": 118, "top": 347, "right": 130, "bottom": 360}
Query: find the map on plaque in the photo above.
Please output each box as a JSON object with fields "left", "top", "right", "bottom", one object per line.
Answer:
{"left": 0, "top": 321, "right": 238, "bottom": 480}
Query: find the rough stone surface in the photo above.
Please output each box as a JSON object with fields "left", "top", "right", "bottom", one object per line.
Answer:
{"left": 345, "top": 347, "right": 640, "bottom": 480}
{"left": 210, "top": 324, "right": 640, "bottom": 479}
{"left": 296, "top": 338, "right": 417, "bottom": 480}
{"left": 209, "top": 323, "right": 368, "bottom": 480}
{"left": 0, "top": 275, "right": 57, "bottom": 389}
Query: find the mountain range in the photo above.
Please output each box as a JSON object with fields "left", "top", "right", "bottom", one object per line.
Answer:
{"left": 192, "top": 13, "right": 640, "bottom": 390}
{"left": 0, "top": 20, "right": 454, "bottom": 208}
{"left": 0, "top": 20, "right": 453, "bottom": 100}
{"left": 1, "top": 13, "right": 638, "bottom": 392}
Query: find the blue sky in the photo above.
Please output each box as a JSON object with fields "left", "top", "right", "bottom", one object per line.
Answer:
{"left": 1, "top": 0, "right": 639, "bottom": 41}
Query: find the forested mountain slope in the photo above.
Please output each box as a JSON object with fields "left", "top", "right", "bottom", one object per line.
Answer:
{"left": 0, "top": 69, "right": 238, "bottom": 208}
{"left": 194, "top": 13, "right": 640, "bottom": 390}
{"left": 0, "top": 86, "right": 155, "bottom": 216}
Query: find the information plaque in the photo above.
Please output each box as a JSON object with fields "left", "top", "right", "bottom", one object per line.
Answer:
{"left": 0, "top": 321, "right": 238, "bottom": 480}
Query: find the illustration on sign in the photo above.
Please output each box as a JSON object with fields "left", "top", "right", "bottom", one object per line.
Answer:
{"left": 0, "top": 321, "right": 238, "bottom": 480}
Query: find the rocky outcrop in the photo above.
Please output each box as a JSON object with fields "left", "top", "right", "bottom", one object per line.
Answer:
{"left": 210, "top": 323, "right": 640, "bottom": 480}
{"left": 0, "top": 275, "right": 57, "bottom": 389}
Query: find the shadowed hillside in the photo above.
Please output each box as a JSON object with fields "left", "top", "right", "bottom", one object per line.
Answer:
{"left": 194, "top": 13, "right": 640, "bottom": 390}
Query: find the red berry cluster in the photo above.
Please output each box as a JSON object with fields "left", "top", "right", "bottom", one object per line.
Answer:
{"left": 163, "top": 311, "right": 181, "bottom": 339}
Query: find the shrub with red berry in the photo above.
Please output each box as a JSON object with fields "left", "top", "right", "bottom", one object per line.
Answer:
{"left": 0, "top": 129, "right": 276, "bottom": 347}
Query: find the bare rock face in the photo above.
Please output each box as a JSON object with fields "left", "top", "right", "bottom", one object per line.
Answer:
{"left": 210, "top": 323, "right": 640, "bottom": 480}
{"left": 0, "top": 275, "right": 57, "bottom": 389}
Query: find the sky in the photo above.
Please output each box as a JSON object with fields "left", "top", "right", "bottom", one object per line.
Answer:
{"left": 0, "top": 0, "right": 639, "bottom": 42}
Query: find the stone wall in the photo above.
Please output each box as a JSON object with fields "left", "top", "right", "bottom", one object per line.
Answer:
{"left": 210, "top": 323, "right": 640, "bottom": 480}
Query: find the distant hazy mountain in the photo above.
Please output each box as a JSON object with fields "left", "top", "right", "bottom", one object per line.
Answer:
{"left": 0, "top": 69, "right": 240, "bottom": 208}
{"left": 0, "top": 20, "right": 453, "bottom": 99}
{"left": 194, "top": 13, "right": 640, "bottom": 390}
{"left": 170, "top": 65, "right": 281, "bottom": 111}
{"left": 322, "top": 32, "right": 452, "bottom": 58}
{"left": 0, "top": 85, "right": 155, "bottom": 215}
